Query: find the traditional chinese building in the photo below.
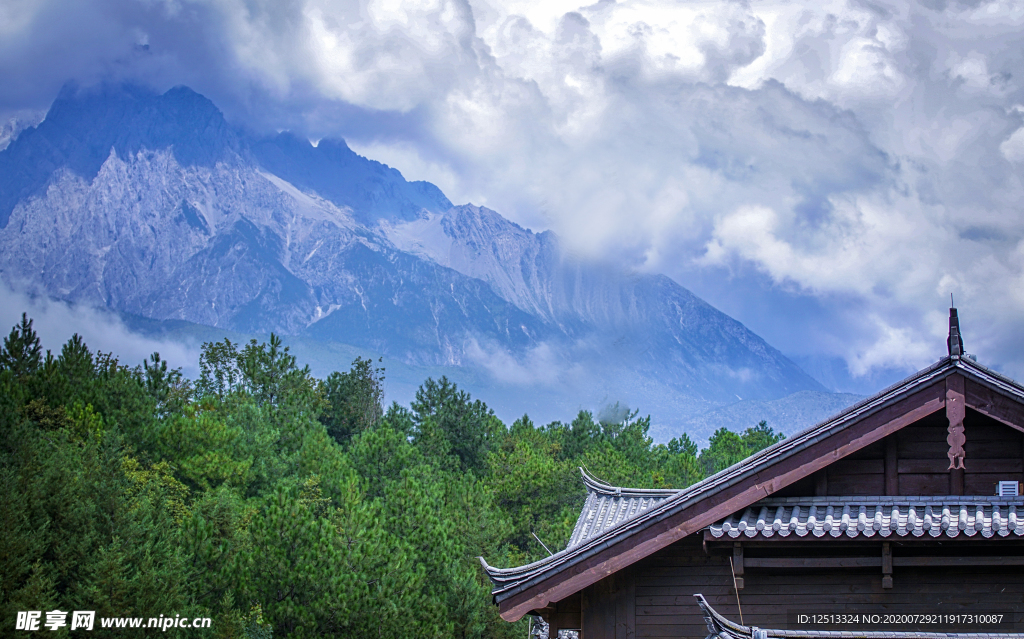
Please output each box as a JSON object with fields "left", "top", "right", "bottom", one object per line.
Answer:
{"left": 481, "top": 309, "right": 1024, "bottom": 638}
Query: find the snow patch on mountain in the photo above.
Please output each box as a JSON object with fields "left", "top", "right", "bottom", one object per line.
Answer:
{"left": 259, "top": 170, "right": 356, "bottom": 229}
{"left": 379, "top": 212, "right": 453, "bottom": 264}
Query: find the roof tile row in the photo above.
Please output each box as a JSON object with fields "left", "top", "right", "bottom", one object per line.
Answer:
{"left": 566, "top": 470, "right": 678, "bottom": 549}
{"left": 709, "top": 498, "right": 1024, "bottom": 539}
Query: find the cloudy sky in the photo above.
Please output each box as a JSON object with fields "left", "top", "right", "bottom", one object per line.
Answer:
{"left": 2, "top": 0, "right": 1023, "bottom": 392}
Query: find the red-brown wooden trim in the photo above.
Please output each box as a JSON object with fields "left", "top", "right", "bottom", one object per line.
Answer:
{"left": 965, "top": 378, "right": 1024, "bottom": 434}
{"left": 497, "top": 382, "right": 946, "bottom": 621}
{"left": 947, "top": 375, "right": 967, "bottom": 493}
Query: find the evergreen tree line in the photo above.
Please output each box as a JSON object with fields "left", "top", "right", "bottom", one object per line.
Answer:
{"left": 0, "top": 314, "right": 783, "bottom": 637}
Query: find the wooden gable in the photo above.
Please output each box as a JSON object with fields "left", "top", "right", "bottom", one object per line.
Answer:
{"left": 773, "top": 373, "right": 1024, "bottom": 499}
{"left": 485, "top": 350, "right": 1024, "bottom": 623}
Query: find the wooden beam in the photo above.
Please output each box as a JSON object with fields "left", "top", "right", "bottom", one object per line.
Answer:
{"left": 814, "top": 470, "right": 828, "bottom": 496}
{"left": 950, "top": 468, "right": 964, "bottom": 495}
{"left": 946, "top": 374, "right": 967, "bottom": 472}
{"left": 732, "top": 556, "right": 1024, "bottom": 568}
{"left": 744, "top": 557, "right": 882, "bottom": 568}
{"left": 496, "top": 381, "right": 946, "bottom": 621}
{"left": 965, "top": 378, "right": 1024, "bottom": 434}
{"left": 894, "top": 556, "right": 1024, "bottom": 566}
{"left": 733, "top": 543, "right": 744, "bottom": 590}
{"left": 614, "top": 568, "right": 634, "bottom": 639}
{"left": 885, "top": 436, "right": 898, "bottom": 496}
{"left": 580, "top": 582, "right": 594, "bottom": 639}
{"left": 882, "top": 542, "right": 893, "bottom": 590}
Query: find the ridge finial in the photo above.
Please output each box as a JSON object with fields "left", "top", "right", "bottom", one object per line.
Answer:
{"left": 947, "top": 303, "right": 963, "bottom": 358}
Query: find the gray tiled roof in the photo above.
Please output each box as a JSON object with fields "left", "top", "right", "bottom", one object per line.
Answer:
{"left": 567, "top": 470, "right": 679, "bottom": 549}
{"left": 709, "top": 497, "right": 1024, "bottom": 540}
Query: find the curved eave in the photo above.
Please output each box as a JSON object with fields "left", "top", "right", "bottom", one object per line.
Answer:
{"left": 579, "top": 467, "right": 680, "bottom": 498}
{"left": 480, "top": 469, "right": 679, "bottom": 589}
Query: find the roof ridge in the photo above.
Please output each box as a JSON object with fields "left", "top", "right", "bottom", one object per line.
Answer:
{"left": 579, "top": 467, "right": 680, "bottom": 498}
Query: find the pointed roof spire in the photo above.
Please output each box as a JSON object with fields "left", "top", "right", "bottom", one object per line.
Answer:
{"left": 948, "top": 301, "right": 964, "bottom": 358}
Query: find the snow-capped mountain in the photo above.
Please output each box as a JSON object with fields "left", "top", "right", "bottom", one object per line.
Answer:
{"left": 0, "top": 82, "right": 840, "bottom": 436}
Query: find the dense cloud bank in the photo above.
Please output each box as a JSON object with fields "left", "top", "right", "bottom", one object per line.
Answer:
{"left": 2, "top": 0, "right": 1023, "bottom": 389}
{"left": 0, "top": 282, "right": 199, "bottom": 378}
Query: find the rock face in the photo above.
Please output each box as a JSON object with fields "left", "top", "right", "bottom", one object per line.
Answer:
{"left": 0, "top": 82, "right": 832, "bottom": 427}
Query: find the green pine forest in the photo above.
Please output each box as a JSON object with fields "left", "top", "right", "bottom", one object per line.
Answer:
{"left": 0, "top": 314, "right": 784, "bottom": 637}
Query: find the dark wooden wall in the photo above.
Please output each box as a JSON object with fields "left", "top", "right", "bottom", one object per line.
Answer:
{"left": 774, "top": 408, "right": 1023, "bottom": 498}
{"left": 960, "top": 410, "right": 1024, "bottom": 494}
{"left": 579, "top": 569, "right": 635, "bottom": 639}
{"left": 572, "top": 535, "right": 1024, "bottom": 639}
{"left": 631, "top": 536, "right": 729, "bottom": 639}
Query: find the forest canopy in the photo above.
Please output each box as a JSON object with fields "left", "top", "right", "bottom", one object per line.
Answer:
{"left": 0, "top": 314, "right": 784, "bottom": 637}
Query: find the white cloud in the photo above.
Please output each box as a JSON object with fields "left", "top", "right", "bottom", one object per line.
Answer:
{"left": 0, "top": 282, "right": 200, "bottom": 378}
{"left": 847, "top": 315, "right": 934, "bottom": 377}
{"left": 702, "top": 193, "right": 951, "bottom": 299}
{"left": 948, "top": 50, "right": 992, "bottom": 90}
{"left": 465, "top": 337, "right": 572, "bottom": 386}
{"left": 1001, "top": 127, "right": 1024, "bottom": 162}
{"left": 829, "top": 35, "right": 905, "bottom": 101}
{"left": 3, "top": 0, "right": 1024, "bottom": 384}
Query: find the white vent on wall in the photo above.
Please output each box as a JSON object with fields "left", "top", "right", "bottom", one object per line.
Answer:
{"left": 997, "top": 481, "right": 1020, "bottom": 497}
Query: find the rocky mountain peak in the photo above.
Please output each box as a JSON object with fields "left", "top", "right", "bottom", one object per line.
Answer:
{"left": 0, "top": 82, "right": 243, "bottom": 227}
{"left": 0, "top": 81, "right": 843, "bottom": 439}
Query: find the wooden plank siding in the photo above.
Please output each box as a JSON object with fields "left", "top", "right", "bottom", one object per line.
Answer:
{"left": 772, "top": 408, "right": 1024, "bottom": 499}
{"left": 580, "top": 569, "right": 635, "bottom": 639}
{"left": 962, "top": 411, "right": 1024, "bottom": 495}
{"left": 607, "top": 536, "right": 1024, "bottom": 639}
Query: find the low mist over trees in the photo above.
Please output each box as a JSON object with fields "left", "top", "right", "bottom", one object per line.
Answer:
{"left": 0, "top": 314, "right": 783, "bottom": 638}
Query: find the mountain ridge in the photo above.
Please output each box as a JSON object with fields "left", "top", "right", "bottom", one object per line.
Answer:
{"left": 0, "top": 81, "right": 847, "bottom": 438}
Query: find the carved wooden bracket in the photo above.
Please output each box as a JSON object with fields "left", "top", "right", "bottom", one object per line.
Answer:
{"left": 946, "top": 376, "right": 966, "bottom": 471}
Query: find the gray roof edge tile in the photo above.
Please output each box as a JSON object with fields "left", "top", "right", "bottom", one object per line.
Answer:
{"left": 708, "top": 497, "right": 1024, "bottom": 541}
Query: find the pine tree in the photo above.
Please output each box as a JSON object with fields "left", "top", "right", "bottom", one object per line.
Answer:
{"left": 0, "top": 313, "right": 42, "bottom": 378}
{"left": 321, "top": 357, "right": 385, "bottom": 446}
